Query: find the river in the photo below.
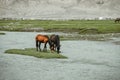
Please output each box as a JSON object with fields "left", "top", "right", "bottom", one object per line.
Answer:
{"left": 0, "top": 32, "right": 120, "bottom": 80}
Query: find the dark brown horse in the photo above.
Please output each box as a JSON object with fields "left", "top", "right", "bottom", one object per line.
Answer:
{"left": 49, "top": 34, "right": 60, "bottom": 53}
{"left": 35, "top": 34, "right": 50, "bottom": 51}
{"left": 115, "top": 18, "right": 120, "bottom": 23}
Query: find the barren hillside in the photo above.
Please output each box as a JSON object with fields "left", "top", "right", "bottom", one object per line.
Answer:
{"left": 0, "top": 0, "right": 120, "bottom": 19}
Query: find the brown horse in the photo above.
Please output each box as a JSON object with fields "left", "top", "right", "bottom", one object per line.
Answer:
{"left": 35, "top": 34, "right": 50, "bottom": 51}
{"left": 115, "top": 18, "right": 120, "bottom": 23}
{"left": 49, "top": 34, "right": 60, "bottom": 53}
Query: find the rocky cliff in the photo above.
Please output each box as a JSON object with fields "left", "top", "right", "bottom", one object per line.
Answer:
{"left": 0, "top": 0, "right": 120, "bottom": 19}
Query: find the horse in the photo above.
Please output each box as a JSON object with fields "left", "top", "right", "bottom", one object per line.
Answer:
{"left": 115, "top": 18, "right": 120, "bottom": 23}
{"left": 35, "top": 34, "right": 50, "bottom": 51}
{"left": 49, "top": 34, "right": 60, "bottom": 53}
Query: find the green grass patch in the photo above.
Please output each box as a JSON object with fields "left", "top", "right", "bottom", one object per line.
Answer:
{"left": 5, "top": 48, "right": 67, "bottom": 59}
{"left": 0, "top": 32, "right": 5, "bottom": 35}
{"left": 0, "top": 20, "right": 120, "bottom": 33}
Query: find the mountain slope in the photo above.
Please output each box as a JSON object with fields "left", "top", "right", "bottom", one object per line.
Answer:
{"left": 0, "top": 0, "right": 120, "bottom": 19}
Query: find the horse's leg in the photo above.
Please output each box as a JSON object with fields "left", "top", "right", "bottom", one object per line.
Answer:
{"left": 115, "top": 20, "right": 118, "bottom": 23}
{"left": 43, "top": 42, "right": 47, "bottom": 51}
{"left": 57, "top": 46, "right": 60, "bottom": 53}
{"left": 56, "top": 44, "right": 61, "bottom": 54}
{"left": 38, "top": 42, "right": 41, "bottom": 51}
{"left": 36, "top": 40, "right": 39, "bottom": 51}
{"left": 54, "top": 44, "right": 56, "bottom": 51}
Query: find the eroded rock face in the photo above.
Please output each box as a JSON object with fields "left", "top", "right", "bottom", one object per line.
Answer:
{"left": 0, "top": 0, "right": 120, "bottom": 19}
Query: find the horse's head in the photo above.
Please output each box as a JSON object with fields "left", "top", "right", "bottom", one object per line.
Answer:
{"left": 50, "top": 42, "right": 55, "bottom": 50}
{"left": 48, "top": 39, "right": 54, "bottom": 51}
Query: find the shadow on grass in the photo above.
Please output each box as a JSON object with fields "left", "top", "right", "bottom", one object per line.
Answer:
{"left": 5, "top": 48, "right": 67, "bottom": 59}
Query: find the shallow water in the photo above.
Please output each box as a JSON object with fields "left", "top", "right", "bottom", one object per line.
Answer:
{"left": 0, "top": 32, "right": 120, "bottom": 80}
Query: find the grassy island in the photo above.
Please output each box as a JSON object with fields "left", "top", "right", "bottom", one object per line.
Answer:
{"left": 0, "top": 32, "right": 5, "bottom": 35}
{"left": 5, "top": 48, "right": 67, "bottom": 59}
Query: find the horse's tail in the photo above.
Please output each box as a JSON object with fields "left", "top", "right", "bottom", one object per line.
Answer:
{"left": 36, "top": 38, "right": 39, "bottom": 51}
{"left": 35, "top": 36, "right": 38, "bottom": 47}
{"left": 36, "top": 40, "right": 38, "bottom": 47}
